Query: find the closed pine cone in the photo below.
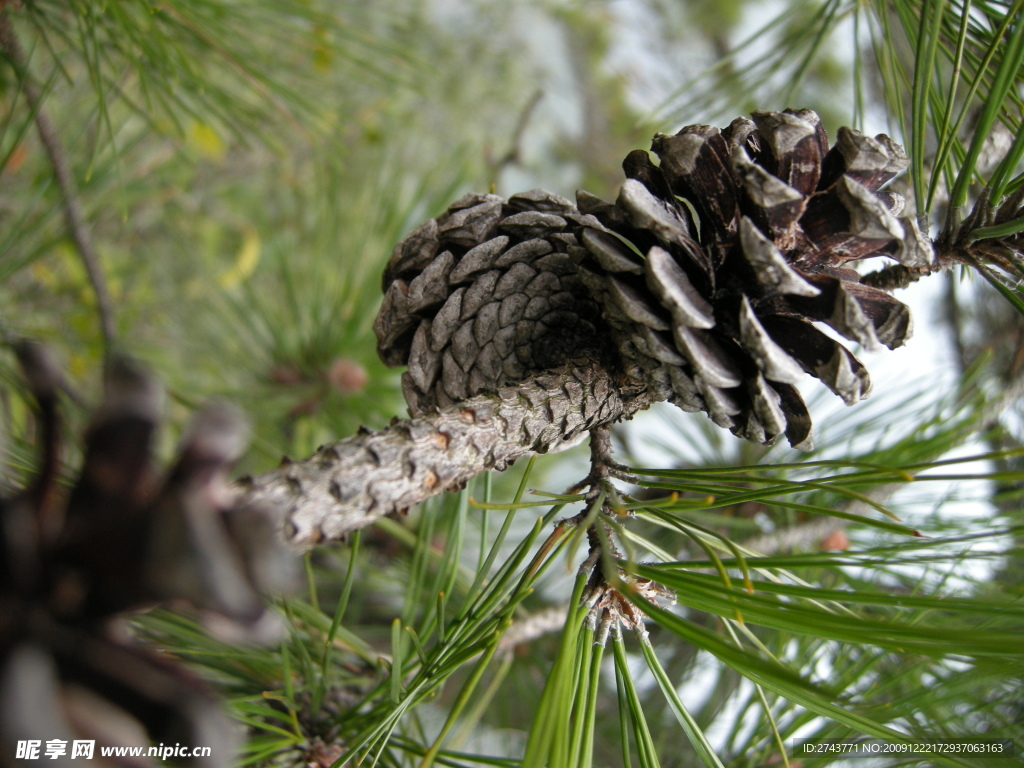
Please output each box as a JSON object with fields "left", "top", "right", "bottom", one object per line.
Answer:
{"left": 375, "top": 190, "right": 603, "bottom": 416}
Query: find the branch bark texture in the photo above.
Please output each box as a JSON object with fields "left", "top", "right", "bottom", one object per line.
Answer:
{"left": 235, "top": 357, "right": 653, "bottom": 551}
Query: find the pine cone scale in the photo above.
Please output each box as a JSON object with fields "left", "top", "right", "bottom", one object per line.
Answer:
{"left": 737, "top": 296, "right": 806, "bottom": 384}
{"left": 579, "top": 228, "right": 644, "bottom": 274}
{"left": 737, "top": 216, "right": 821, "bottom": 297}
{"left": 749, "top": 110, "right": 823, "bottom": 195}
{"left": 772, "top": 381, "right": 814, "bottom": 449}
{"left": 438, "top": 199, "right": 503, "bottom": 246}
{"left": 760, "top": 314, "right": 870, "bottom": 403}
{"left": 650, "top": 129, "right": 739, "bottom": 244}
{"left": 824, "top": 126, "right": 909, "bottom": 192}
{"left": 430, "top": 287, "right": 465, "bottom": 350}
{"left": 732, "top": 150, "right": 807, "bottom": 249}
{"left": 645, "top": 246, "right": 715, "bottom": 329}
{"left": 773, "top": 274, "right": 912, "bottom": 350}
{"left": 450, "top": 236, "right": 509, "bottom": 282}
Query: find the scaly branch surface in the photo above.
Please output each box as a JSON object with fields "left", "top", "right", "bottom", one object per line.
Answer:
{"left": 236, "top": 357, "right": 653, "bottom": 551}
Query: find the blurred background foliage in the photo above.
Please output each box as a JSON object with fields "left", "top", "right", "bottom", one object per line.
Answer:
{"left": 1, "top": 0, "right": 1023, "bottom": 767}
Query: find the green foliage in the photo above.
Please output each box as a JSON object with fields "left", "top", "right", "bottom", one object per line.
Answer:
{"left": 654, "top": 0, "right": 1024, "bottom": 238}
{"left": 3, "top": 1, "right": 1024, "bottom": 767}
{"left": 0, "top": 0, "right": 560, "bottom": 464}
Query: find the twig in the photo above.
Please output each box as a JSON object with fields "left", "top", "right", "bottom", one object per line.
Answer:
{"left": 486, "top": 90, "right": 543, "bottom": 185}
{"left": 235, "top": 356, "right": 654, "bottom": 552}
{"left": 859, "top": 260, "right": 946, "bottom": 291}
{"left": 0, "top": 9, "right": 117, "bottom": 359}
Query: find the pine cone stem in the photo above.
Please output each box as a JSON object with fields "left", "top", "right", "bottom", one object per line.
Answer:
{"left": 236, "top": 357, "right": 654, "bottom": 551}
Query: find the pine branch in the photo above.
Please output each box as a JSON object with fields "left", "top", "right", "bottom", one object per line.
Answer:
{"left": 240, "top": 108, "right": 972, "bottom": 553}
{"left": 0, "top": 9, "right": 118, "bottom": 358}
{"left": 236, "top": 357, "right": 654, "bottom": 551}
{"left": 485, "top": 89, "right": 542, "bottom": 183}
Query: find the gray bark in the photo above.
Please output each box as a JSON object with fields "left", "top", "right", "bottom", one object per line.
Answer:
{"left": 234, "top": 357, "right": 654, "bottom": 551}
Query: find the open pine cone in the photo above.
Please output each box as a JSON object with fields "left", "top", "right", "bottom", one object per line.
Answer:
{"left": 0, "top": 345, "right": 296, "bottom": 766}
{"left": 376, "top": 109, "right": 932, "bottom": 450}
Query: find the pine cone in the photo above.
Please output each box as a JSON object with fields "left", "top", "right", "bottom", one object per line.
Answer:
{"left": 0, "top": 345, "right": 297, "bottom": 766}
{"left": 375, "top": 190, "right": 602, "bottom": 416}
{"left": 376, "top": 110, "right": 930, "bottom": 451}
{"left": 252, "top": 111, "right": 934, "bottom": 549}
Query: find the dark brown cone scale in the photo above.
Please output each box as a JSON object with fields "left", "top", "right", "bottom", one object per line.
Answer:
{"left": 376, "top": 110, "right": 931, "bottom": 450}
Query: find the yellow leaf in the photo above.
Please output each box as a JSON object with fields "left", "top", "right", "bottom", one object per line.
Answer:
{"left": 217, "top": 229, "right": 261, "bottom": 289}
{"left": 313, "top": 44, "right": 334, "bottom": 72}
{"left": 188, "top": 121, "right": 225, "bottom": 160}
